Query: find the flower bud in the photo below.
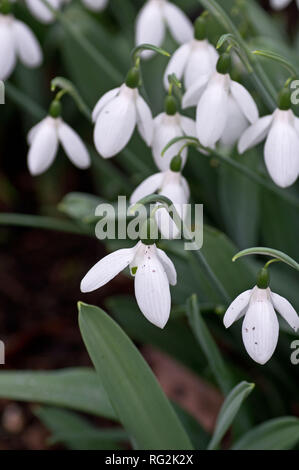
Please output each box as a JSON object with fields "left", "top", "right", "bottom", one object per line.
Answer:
{"left": 170, "top": 155, "right": 182, "bottom": 172}
{"left": 194, "top": 16, "right": 206, "bottom": 41}
{"left": 48, "top": 100, "right": 62, "bottom": 118}
{"left": 216, "top": 53, "right": 231, "bottom": 75}
{"left": 256, "top": 267, "right": 270, "bottom": 289}
{"left": 164, "top": 95, "right": 177, "bottom": 115}
{"left": 278, "top": 87, "right": 291, "bottom": 111}
{"left": 125, "top": 67, "right": 140, "bottom": 89}
{"left": 140, "top": 218, "right": 159, "bottom": 245}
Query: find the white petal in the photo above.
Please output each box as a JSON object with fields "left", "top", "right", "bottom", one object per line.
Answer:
{"left": 163, "top": 2, "right": 193, "bottom": 45}
{"left": 271, "top": 292, "right": 299, "bottom": 332}
{"left": 92, "top": 87, "right": 120, "bottom": 123}
{"left": 157, "top": 248, "right": 177, "bottom": 286}
{"left": 134, "top": 245, "right": 171, "bottom": 328}
{"left": 223, "top": 289, "right": 252, "bottom": 328}
{"left": 152, "top": 113, "right": 186, "bottom": 171}
{"left": 182, "top": 74, "right": 209, "bottom": 109}
{"left": 184, "top": 40, "right": 218, "bottom": 89}
{"left": 264, "top": 110, "right": 299, "bottom": 188}
{"left": 12, "top": 20, "right": 42, "bottom": 67}
{"left": 135, "top": 0, "right": 165, "bottom": 60}
{"left": 163, "top": 42, "right": 191, "bottom": 90}
{"left": 82, "top": 0, "right": 108, "bottom": 11}
{"left": 130, "top": 172, "right": 164, "bottom": 204}
{"left": 157, "top": 182, "right": 187, "bottom": 239}
{"left": 242, "top": 299, "right": 279, "bottom": 365}
{"left": 80, "top": 246, "right": 138, "bottom": 293}
{"left": 25, "top": 0, "right": 60, "bottom": 23}
{"left": 238, "top": 115, "right": 273, "bottom": 154}
{"left": 27, "top": 118, "right": 58, "bottom": 175}
{"left": 27, "top": 117, "right": 47, "bottom": 145}
{"left": 270, "top": 0, "right": 292, "bottom": 9}
{"left": 196, "top": 73, "right": 230, "bottom": 147}
{"left": 0, "top": 22, "right": 16, "bottom": 81}
{"left": 94, "top": 86, "right": 136, "bottom": 158}
{"left": 230, "top": 80, "right": 259, "bottom": 124}
{"left": 179, "top": 115, "right": 196, "bottom": 137}
{"left": 220, "top": 95, "right": 249, "bottom": 148}
{"left": 136, "top": 94, "right": 153, "bottom": 146}
{"left": 57, "top": 120, "right": 90, "bottom": 169}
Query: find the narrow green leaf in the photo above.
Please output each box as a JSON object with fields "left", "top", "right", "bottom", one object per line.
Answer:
{"left": 208, "top": 381, "right": 255, "bottom": 450}
{"left": 78, "top": 302, "right": 193, "bottom": 450}
{"left": 233, "top": 247, "right": 299, "bottom": 271}
{"left": 232, "top": 417, "right": 299, "bottom": 450}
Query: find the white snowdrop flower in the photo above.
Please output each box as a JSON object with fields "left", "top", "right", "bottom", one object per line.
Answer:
{"left": 0, "top": 13, "right": 42, "bottom": 81}
{"left": 135, "top": 0, "right": 193, "bottom": 60}
{"left": 130, "top": 167, "right": 190, "bottom": 239}
{"left": 81, "top": 241, "right": 177, "bottom": 328}
{"left": 163, "top": 16, "right": 218, "bottom": 90}
{"left": 270, "top": 0, "right": 299, "bottom": 10}
{"left": 27, "top": 102, "right": 90, "bottom": 175}
{"left": 24, "top": 0, "right": 63, "bottom": 24}
{"left": 92, "top": 68, "right": 153, "bottom": 159}
{"left": 152, "top": 95, "right": 196, "bottom": 171}
{"left": 238, "top": 105, "right": 299, "bottom": 188}
{"left": 81, "top": 0, "right": 109, "bottom": 11}
{"left": 224, "top": 285, "right": 299, "bottom": 365}
{"left": 182, "top": 53, "right": 259, "bottom": 148}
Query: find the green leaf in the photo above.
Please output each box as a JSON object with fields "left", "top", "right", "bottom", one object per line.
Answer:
{"left": 232, "top": 417, "right": 299, "bottom": 450}
{"left": 0, "top": 368, "right": 116, "bottom": 420}
{"left": 78, "top": 302, "right": 193, "bottom": 450}
{"left": 35, "top": 406, "right": 127, "bottom": 450}
{"left": 208, "top": 381, "right": 255, "bottom": 450}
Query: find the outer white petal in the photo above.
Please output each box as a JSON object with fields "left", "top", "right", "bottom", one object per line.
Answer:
{"left": 223, "top": 289, "right": 252, "bottom": 328}
{"left": 92, "top": 87, "right": 120, "bottom": 123}
{"left": 163, "top": 42, "right": 191, "bottom": 90}
{"left": 157, "top": 182, "right": 187, "bottom": 239}
{"left": 271, "top": 292, "right": 299, "bottom": 332}
{"left": 156, "top": 248, "right": 177, "bottom": 286}
{"left": 196, "top": 73, "right": 230, "bottom": 147}
{"left": 57, "top": 120, "right": 90, "bottom": 169}
{"left": 179, "top": 115, "right": 196, "bottom": 137}
{"left": 163, "top": 2, "right": 193, "bottom": 45}
{"left": 27, "top": 117, "right": 47, "bottom": 145}
{"left": 94, "top": 86, "right": 136, "bottom": 158}
{"left": 184, "top": 40, "right": 218, "bottom": 89}
{"left": 25, "top": 0, "right": 60, "bottom": 23}
{"left": 130, "top": 172, "right": 164, "bottom": 204}
{"left": 82, "top": 0, "right": 108, "bottom": 11}
{"left": 264, "top": 110, "right": 299, "bottom": 188}
{"left": 12, "top": 20, "right": 42, "bottom": 67}
{"left": 220, "top": 95, "right": 249, "bottom": 148}
{"left": 152, "top": 113, "right": 186, "bottom": 171}
{"left": 27, "top": 118, "right": 58, "bottom": 175}
{"left": 80, "top": 246, "right": 138, "bottom": 293}
{"left": 0, "top": 22, "right": 16, "bottom": 81}
{"left": 270, "top": 0, "right": 292, "bottom": 9}
{"left": 134, "top": 244, "right": 171, "bottom": 328}
{"left": 230, "top": 80, "right": 259, "bottom": 124}
{"left": 136, "top": 94, "right": 153, "bottom": 146}
{"left": 242, "top": 293, "right": 279, "bottom": 365}
{"left": 135, "top": 0, "right": 165, "bottom": 59}
{"left": 182, "top": 74, "right": 209, "bottom": 109}
{"left": 238, "top": 115, "right": 273, "bottom": 154}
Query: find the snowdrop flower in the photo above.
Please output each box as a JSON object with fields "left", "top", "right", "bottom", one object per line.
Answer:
{"left": 182, "top": 53, "right": 259, "bottom": 148}
{"left": 136, "top": 0, "right": 193, "bottom": 59}
{"left": 270, "top": 0, "right": 299, "bottom": 10}
{"left": 81, "top": 0, "right": 109, "bottom": 11}
{"left": 238, "top": 89, "right": 299, "bottom": 188}
{"left": 0, "top": 12, "right": 42, "bottom": 81}
{"left": 224, "top": 283, "right": 299, "bottom": 365}
{"left": 163, "top": 16, "right": 218, "bottom": 90}
{"left": 81, "top": 240, "right": 177, "bottom": 328}
{"left": 27, "top": 100, "right": 90, "bottom": 175}
{"left": 24, "top": 0, "right": 63, "bottom": 24}
{"left": 130, "top": 163, "right": 190, "bottom": 239}
{"left": 152, "top": 95, "right": 196, "bottom": 171}
{"left": 92, "top": 67, "right": 153, "bottom": 158}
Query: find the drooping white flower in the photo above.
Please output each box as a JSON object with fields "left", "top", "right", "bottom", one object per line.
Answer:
{"left": 270, "top": 0, "right": 299, "bottom": 10}
{"left": 163, "top": 39, "right": 218, "bottom": 91}
{"left": 81, "top": 0, "right": 109, "bottom": 11}
{"left": 224, "top": 286, "right": 299, "bottom": 365}
{"left": 135, "top": 0, "right": 193, "bottom": 59}
{"left": 0, "top": 13, "right": 42, "bottom": 81}
{"left": 152, "top": 111, "right": 196, "bottom": 171}
{"left": 24, "top": 0, "right": 63, "bottom": 24}
{"left": 130, "top": 169, "right": 190, "bottom": 239}
{"left": 238, "top": 108, "right": 299, "bottom": 188}
{"left": 81, "top": 241, "right": 177, "bottom": 328}
{"left": 92, "top": 83, "right": 153, "bottom": 159}
{"left": 27, "top": 116, "right": 90, "bottom": 175}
